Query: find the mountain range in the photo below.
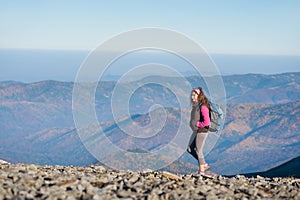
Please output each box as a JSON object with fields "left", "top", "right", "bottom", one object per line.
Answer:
{"left": 0, "top": 72, "right": 299, "bottom": 176}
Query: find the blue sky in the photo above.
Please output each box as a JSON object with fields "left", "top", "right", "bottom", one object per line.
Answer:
{"left": 1, "top": 0, "right": 300, "bottom": 55}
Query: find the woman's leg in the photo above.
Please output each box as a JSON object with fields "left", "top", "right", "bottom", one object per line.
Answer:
{"left": 195, "top": 132, "right": 208, "bottom": 172}
{"left": 187, "top": 132, "right": 198, "bottom": 160}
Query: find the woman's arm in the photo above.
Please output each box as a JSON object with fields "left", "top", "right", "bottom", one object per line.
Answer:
{"left": 196, "top": 105, "right": 210, "bottom": 128}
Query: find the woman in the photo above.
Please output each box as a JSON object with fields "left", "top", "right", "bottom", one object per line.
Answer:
{"left": 187, "top": 87, "right": 211, "bottom": 175}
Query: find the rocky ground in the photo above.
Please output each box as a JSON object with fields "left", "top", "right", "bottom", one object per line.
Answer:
{"left": 0, "top": 160, "right": 299, "bottom": 200}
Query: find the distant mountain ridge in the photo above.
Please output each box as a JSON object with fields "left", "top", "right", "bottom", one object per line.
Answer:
{"left": 0, "top": 72, "right": 299, "bottom": 175}
{"left": 1, "top": 72, "right": 299, "bottom": 104}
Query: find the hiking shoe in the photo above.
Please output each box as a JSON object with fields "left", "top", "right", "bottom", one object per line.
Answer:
{"left": 204, "top": 163, "right": 210, "bottom": 171}
{"left": 202, "top": 171, "right": 218, "bottom": 178}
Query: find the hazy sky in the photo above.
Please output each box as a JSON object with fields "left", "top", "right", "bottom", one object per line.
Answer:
{"left": 1, "top": 0, "right": 300, "bottom": 55}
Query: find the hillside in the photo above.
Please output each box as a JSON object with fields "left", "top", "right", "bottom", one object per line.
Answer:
{"left": 207, "top": 101, "right": 300, "bottom": 175}
{"left": 243, "top": 156, "right": 300, "bottom": 178}
{"left": 0, "top": 101, "right": 299, "bottom": 175}
{"left": 0, "top": 72, "right": 299, "bottom": 175}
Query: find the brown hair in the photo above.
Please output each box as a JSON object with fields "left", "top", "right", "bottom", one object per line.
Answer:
{"left": 192, "top": 87, "right": 210, "bottom": 109}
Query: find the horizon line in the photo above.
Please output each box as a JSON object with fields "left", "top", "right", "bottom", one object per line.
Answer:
{"left": 1, "top": 71, "right": 299, "bottom": 84}
{"left": 1, "top": 47, "right": 300, "bottom": 57}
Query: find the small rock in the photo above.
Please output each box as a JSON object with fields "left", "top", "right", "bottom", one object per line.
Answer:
{"left": 117, "top": 190, "right": 132, "bottom": 198}
{"left": 0, "top": 160, "right": 8, "bottom": 165}
{"left": 162, "top": 171, "right": 181, "bottom": 181}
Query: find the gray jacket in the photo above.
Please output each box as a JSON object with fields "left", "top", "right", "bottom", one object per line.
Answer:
{"left": 190, "top": 102, "right": 208, "bottom": 133}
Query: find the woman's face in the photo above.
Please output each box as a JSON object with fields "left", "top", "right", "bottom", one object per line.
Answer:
{"left": 192, "top": 92, "right": 198, "bottom": 102}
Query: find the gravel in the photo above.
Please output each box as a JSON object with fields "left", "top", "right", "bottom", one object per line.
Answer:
{"left": 0, "top": 160, "right": 299, "bottom": 199}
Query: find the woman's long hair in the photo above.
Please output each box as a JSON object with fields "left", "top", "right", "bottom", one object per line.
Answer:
{"left": 192, "top": 87, "right": 210, "bottom": 109}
